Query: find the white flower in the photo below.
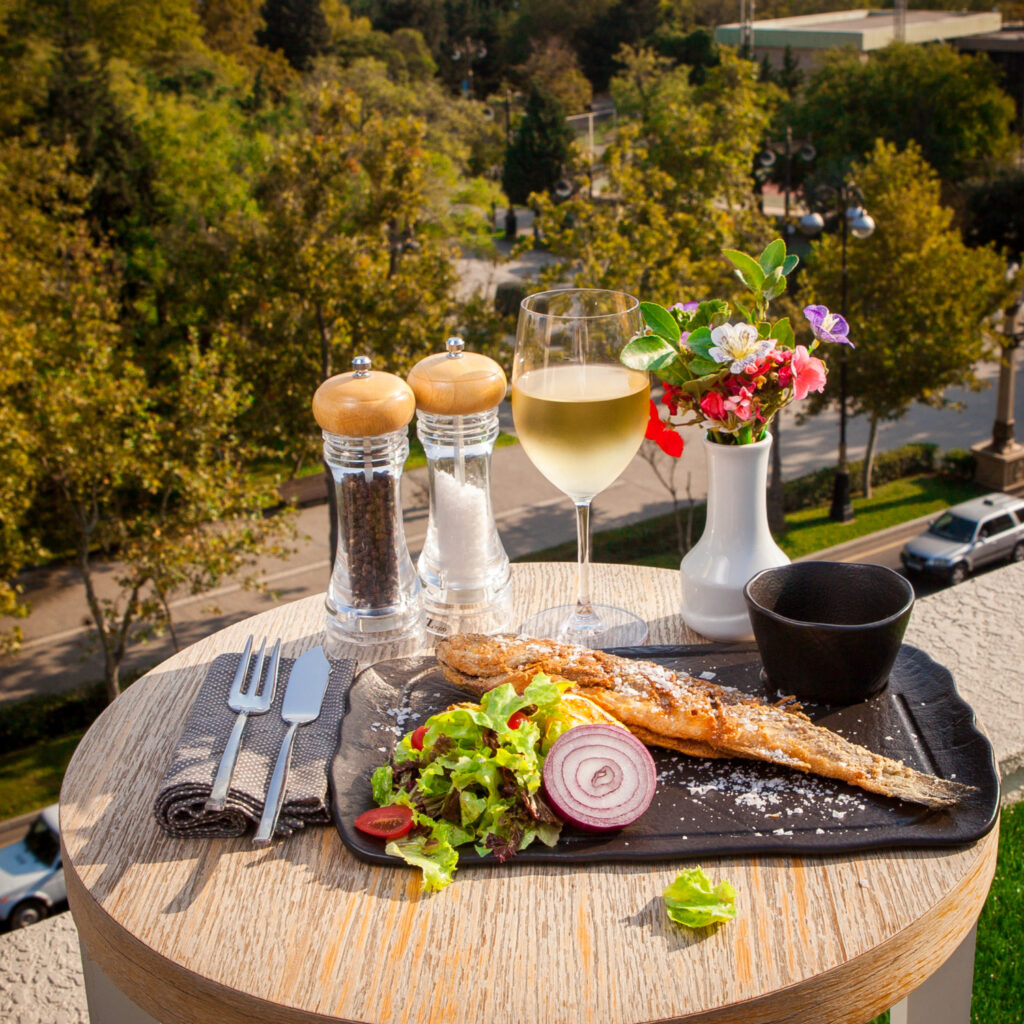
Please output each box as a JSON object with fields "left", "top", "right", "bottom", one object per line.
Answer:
{"left": 708, "top": 323, "right": 776, "bottom": 374}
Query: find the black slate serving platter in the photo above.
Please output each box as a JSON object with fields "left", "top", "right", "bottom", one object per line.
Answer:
{"left": 330, "top": 643, "right": 999, "bottom": 867}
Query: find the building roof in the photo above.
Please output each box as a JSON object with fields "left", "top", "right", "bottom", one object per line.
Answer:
{"left": 715, "top": 9, "right": 1003, "bottom": 52}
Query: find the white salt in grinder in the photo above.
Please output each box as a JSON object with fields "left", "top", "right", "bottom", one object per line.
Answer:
{"left": 407, "top": 338, "right": 513, "bottom": 638}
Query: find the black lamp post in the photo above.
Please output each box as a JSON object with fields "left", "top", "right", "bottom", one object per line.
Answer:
{"left": 755, "top": 126, "right": 815, "bottom": 234}
{"left": 800, "top": 183, "right": 875, "bottom": 523}
{"left": 452, "top": 38, "right": 487, "bottom": 99}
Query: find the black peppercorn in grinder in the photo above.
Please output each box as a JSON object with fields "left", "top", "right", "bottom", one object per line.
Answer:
{"left": 312, "top": 356, "right": 424, "bottom": 655}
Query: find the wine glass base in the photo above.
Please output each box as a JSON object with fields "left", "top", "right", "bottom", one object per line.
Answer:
{"left": 518, "top": 604, "right": 648, "bottom": 649}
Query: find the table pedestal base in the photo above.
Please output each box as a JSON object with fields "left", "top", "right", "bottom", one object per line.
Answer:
{"left": 81, "top": 942, "right": 160, "bottom": 1024}
{"left": 889, "top": 924, "right": 977, "bottom": 1024}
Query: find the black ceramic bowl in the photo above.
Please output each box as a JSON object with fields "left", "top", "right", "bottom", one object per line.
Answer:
{"left": 743, "top": 561, "right": 914, "bottom": 704}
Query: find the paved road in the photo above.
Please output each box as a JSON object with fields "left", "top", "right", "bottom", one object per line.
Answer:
{"left": 1, "top": 327, "right": 1021, "bottom": 702}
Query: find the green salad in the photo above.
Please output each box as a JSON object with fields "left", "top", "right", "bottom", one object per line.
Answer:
{"left": 368, "top": 673, "right": 578, "bottom": 891}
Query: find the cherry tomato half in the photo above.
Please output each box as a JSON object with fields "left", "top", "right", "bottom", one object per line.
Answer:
{"left": 507, "top": 710, "right": 528, "bottom": 730}
{"left": 354, "top": 805, "right": 414, "bottom": 839}
{"left": 410, "top": 724, "right": 428, "bottom": 750}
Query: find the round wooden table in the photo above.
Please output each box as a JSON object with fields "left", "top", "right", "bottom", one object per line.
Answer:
{"left": 61, "top": 563, "right": 998, "bottom": 1024}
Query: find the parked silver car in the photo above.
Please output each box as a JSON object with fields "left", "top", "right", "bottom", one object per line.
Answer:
{"left": 0, "top": 804, "right": 65, "bottom": 929}
{"left": 900, "top": 492, "right": 1024, "bottom": 585}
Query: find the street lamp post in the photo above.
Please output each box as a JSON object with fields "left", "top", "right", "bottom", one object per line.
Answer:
{"left": 755, "top": 126, "right": 815, "bottom": 234}
{"left": 452, "top": 38, "right": 487, "bottom": 99}
{"left": 800, "top": 182, "right": 876, "bottom": 523}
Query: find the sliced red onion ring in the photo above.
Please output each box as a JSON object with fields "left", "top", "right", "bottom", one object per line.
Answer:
{"left": 542, "top": 724, "right": 657, "bottom": 832}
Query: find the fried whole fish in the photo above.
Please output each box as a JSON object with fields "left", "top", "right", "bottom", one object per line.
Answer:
{"left": 435, "top": 633, "right": 973, "bottom": 809}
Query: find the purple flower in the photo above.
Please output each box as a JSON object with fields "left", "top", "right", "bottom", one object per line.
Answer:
{"left": 671, "top": 301, "right": 700, "bottom": 313}
{"left": 803, "top": 305, "right": 853, "bottom": 347}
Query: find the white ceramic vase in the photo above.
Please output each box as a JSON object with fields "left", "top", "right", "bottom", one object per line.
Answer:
{"left": 680, "top": 434, "right": 790, "bottom": 642}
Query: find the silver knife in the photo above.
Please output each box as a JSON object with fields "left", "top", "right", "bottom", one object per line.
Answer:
{"left": 253, "top": 646, "right": 331, "bottom": 845}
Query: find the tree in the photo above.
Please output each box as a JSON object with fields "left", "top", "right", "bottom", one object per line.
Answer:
{"left": 258, "top": 0, "right": 331, "bottom": 69}
{"left": 790, "top": 43, "right": 1016, "bottom": 185}
{"left": 502, "top": 82, "right": 575, "bottom": 205}
{"left": 230, "top": 73, "right": 461, "bottom": 475}
{"left": 513, "top": 37, "right": 592, "bottom": 114}
{"left": 574, "top": 0, "right": 661, "bottom": 91}
{"left": 530, "top": 47, "right": 776, "bottom": 300}
{"left": 0, "top": 139, "right": 293, "bottom": 698}
{"left": 800, "top": 141, "right": 1008, "bottom": 496}
{"left": 964, "top": 171, "right": 1024, "bottom": 261}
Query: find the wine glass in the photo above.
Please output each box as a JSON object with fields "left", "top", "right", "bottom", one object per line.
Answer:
{"left": 511, "top": 288, "right": 650, "bottom": 647}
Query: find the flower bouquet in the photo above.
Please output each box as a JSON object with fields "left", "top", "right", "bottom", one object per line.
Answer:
{"left": 619, "top": 238, "right": 853, "bottom": 641}
{"left": 620, "top": 238, "right": 851, "bottom": 455}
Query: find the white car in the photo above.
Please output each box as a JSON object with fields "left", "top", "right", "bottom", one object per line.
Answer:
{"left": 900, "top": 492, "right": 1024, "bottom": 585}
{"left": 0, "top": 804, "right": 65, "bottom": 928}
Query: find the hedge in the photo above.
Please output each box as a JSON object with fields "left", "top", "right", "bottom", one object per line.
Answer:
{"left": 782, "top": 443, "right": 938, "bottom": 512}
{"left": 0, "top": 684, "right": 107, "bottom": 756}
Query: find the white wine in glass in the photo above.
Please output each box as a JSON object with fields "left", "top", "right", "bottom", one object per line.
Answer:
{"left": 511, "top": 289, "right": 650, "bottom": 647}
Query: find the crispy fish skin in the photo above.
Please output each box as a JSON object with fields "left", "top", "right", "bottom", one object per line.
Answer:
{"left": 435, "top": 633, "right": 973, "bottom": 809}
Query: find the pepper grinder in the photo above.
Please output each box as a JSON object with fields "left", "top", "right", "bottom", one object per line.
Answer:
{"left": 407, "top": 338, "right": 513, "bottom": 638}
{"left": 312, "top": 356, "right": 424, "bottom": 653}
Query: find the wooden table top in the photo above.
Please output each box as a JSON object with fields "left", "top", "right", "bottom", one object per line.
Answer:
{"left": 60, "top": 562, "right": 998, "bottom": 1024}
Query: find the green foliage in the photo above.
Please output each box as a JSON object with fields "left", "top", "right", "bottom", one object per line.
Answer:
{"left": 512, "top": 37, "right": 592, "bottom": 115}
{"left": 940, "top": 448, "right": 978, "bottom": 482}
{"left": 0, "top": 139, "right": 294, "bottom": 698}
{"left": 0, "top": 685, "right": 107, "bottom": 757}
{"left": 531, "top": 47, "right": 776, "bottom": 299}
{"left": 502, "top": 81, "right": 575, "bottom": 205}
{"left": 963, "top": 170, "right": 1024, "bottom": 260}
{"left": 801, "top": 142, "right": 1008, "bottom": 432}
{"left": 575, "top": 0, "right": 661, "bottom": 90}
{"left": 649, "top": 27, "right": 720, "bottom": 84}
{"left": 258, "top": 0, "right": 332, "bottom": 70}
{"left": 790, "top": 43, "right": 1016, "bottom": 184}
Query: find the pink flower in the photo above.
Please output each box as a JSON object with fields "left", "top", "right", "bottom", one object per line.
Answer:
{"left": 791, "top": 345, "right": 826, "bottom": 401}
{"left": 700, "top": 391, "right": 728, "bottom": 422}
{"left": 724, "top": 385, "right": 756, "bottom": 421}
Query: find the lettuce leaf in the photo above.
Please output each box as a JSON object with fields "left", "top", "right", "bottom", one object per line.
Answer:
{"left": 386, "top": 835, "right": 459, "bottom": 892}
{"left": 663, "top": 868, "right": 737, "bottom": 928}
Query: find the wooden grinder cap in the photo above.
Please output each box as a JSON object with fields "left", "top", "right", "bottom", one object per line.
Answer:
{"left": 407, "top": 338, "right": 508, "bottom": 416}
{"left": 312, "top": 357, "right": 416, "bottom": 436}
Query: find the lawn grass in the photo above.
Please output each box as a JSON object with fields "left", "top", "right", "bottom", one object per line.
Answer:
{"left": 972, "top": 799, "right": 1024, "bottom": 1023}
{"left": 778, "top": 475, "right": 985, "bottom": 560}
{"left": 0, "top": 731, "right": 84, "bottom": 819}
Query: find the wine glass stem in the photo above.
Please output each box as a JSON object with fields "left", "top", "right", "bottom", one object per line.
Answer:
{"left": 573, "top": 499, "right": 599, "bottom": 627}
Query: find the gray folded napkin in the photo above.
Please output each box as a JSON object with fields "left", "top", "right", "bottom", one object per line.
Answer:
{"left": 154, "top": 647, "right": 355, "bottom": 839}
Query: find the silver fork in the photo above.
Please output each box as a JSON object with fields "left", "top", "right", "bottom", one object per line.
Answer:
{"left": 205, "top": 634, "right": 282, "bottom": 812}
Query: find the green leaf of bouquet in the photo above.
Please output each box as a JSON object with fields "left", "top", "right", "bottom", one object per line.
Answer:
{"left": 722, "top": 249, "right": 765, "bottom": 293}
{"left": 621, "top": 335, "right": 680, "bottom": 371}
{"left": 640, "top": 302, "right": 681, "bottom": 342}
{"left": 762, "top": 266, "right": 786, "bottom": 300}
{"left": 686, "top": 325, "right": 713, "bottom": 358}
{"left": 772, "top": 317, "right": 795, "bottom": 347}
{"left": 690, "top": 299, "right": 730, "bottom": 329}
{"left": 758, "top": 239, "right": 787, "bottom": 274}
{"left": 656, "top": 360, "right": 693, "bottom": 387}
{"left": 688, "top": 355, "right": 722, "bottom": 376}
{"left": 782, "top": 253, "right": 800, "bottom": 276}
{"left": 734, "top": 301, "right": 753, "bottom": 324}
{"left": 756, "top": 321, "right": 771, "bottom": 339}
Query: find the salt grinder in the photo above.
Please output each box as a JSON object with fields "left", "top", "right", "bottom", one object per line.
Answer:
{"left": 407, "top": 338, "right": 513, "bottom": 637}
{"left": 312, "top": 356, "right": 424, "bottom": 652}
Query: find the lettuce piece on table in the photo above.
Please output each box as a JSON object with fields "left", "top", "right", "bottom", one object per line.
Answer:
{"left": 663, "top": 868, "right": 737, "bottom": 928}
